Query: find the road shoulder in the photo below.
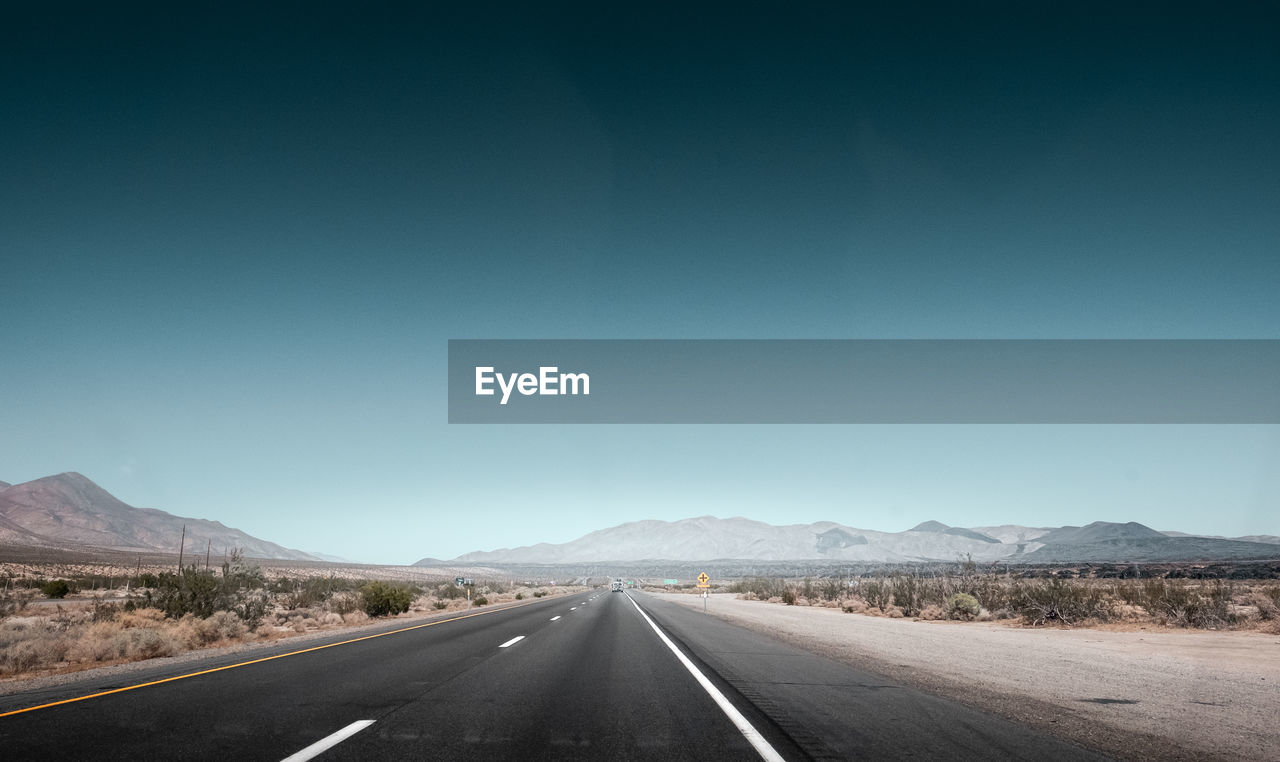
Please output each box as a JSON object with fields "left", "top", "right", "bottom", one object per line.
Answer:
{"left": 653, "top": 592, "right": 1280, "bottom": 762}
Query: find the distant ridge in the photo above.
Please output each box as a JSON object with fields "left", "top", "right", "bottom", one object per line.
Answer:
{"left": 420, "top": 516, "right": 1280, "bottom": 565}
{"left": 1035, "top": 521, "right": 1165, "bottom": 545}
{"left": 1023, "top": 536, "right": 1280, "bottom": 563}
{"left": 910, "top": 520, "right": 1000, "bottom": 544}
{"left": 0, "top": 472, "right": 322, "bottom": 561}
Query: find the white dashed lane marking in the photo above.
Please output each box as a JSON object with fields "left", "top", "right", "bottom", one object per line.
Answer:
{"left": 280, "top": 720, "right": 375, "bottom": 762}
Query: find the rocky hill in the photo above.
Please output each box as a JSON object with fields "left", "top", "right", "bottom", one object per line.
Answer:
{"left": 0, "top": 472, "right": 321, "bottom": 561}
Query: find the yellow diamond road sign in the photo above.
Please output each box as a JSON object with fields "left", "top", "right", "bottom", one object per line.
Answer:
{"left": 696, "top": 572, "right": 710, "bottom": 588}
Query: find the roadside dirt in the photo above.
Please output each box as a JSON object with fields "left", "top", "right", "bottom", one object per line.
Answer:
{"left": 659, "top": 593, "right": 1280, "bottom": 761}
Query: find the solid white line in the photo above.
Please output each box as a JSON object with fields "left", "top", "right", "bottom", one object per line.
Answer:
{"left": 280, "top": 719, "right": 375, "bottom": 762}
{"left": 499, "top": 635, "right": 525, "bottom": 648}
{"left": 625, "top": 594, "right": 784, "bottom": 762}
{"left": 550, "top": 616, "right": 561, "bottom": 621}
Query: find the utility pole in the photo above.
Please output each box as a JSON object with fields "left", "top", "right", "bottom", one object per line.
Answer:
{"left": 177, "top": 524, "right": 186, "bottom": 571}
{"left": 205, "top": 539, "right": 211, "bottom": 570}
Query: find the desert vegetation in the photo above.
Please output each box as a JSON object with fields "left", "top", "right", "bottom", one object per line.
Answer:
{"left": 726, "top": 569, "right": 1280, "bottom": 631}
{"left": 0, "top": 555, "right": 572, "bottom": 679}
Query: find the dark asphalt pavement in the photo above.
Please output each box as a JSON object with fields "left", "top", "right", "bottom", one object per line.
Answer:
{"left": 0, "top": 590, "right": 1109, "bottom": 760}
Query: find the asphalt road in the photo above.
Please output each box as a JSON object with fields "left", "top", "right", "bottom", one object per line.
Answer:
{"left": 0, "top": 590, "right": 1109, "bottom": 760}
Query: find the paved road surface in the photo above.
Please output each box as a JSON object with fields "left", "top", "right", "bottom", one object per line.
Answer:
{"left": 0, "top": 590, "right": 1108, "bottom": 760}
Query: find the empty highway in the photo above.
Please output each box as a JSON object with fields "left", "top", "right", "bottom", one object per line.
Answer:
{"left": 0, "top": 591, "right": 1107, "bottom": 760}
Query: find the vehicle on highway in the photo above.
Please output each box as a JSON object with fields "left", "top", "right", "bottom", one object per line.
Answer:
{"left": 611, "top": 578, "right": 624, "bottom": 592}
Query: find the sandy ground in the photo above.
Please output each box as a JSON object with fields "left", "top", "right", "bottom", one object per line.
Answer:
{"left": 658, "top": 593, "right": 1280, "bottom": 762}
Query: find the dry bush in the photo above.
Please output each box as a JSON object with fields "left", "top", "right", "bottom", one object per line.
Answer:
{"left": 68, "top": 622, "right": 126, "bottom": 662}
{"left": 63, "top": 621, "right": 181, "bottom": 664}
{"left": 889, "top": 576, "right": 924, "bottom": 617}
{"left": 729, "top": 577, "right": 789, "bottom": 599}
{"left": 174, "top": 611, "right": 248, "bottom": 647}
{"left": 1138, "top": 579, "right": 1234, "bottom": 628}
{"left": 116, "top": 627, "right": 180, "bottom": 659}
{"left": 326, "top": 592, "right": 363, "bottom": 616}
{"left": 1, "top": 619, "right": 73, "bottom": 674}
{"left": 858, "top": 579, "right": 893, "bottom": 611}
{"left": 918, "top": 604, "right": 946, "bottom": 620}
{"left": 1013, "top": 578, "right": 1112, "bottom": 626}
{"left": 1249, "top": 590, "right": 1278, "bottom": 621}
{"left": 747, "top": 575, "right": 1280, "bottom": 631}
{"left": 117, "top": 608, "right": 167, "bottom": 627}
{"left": 946, "top": 593, "right": 981, "bottom": 621}
{"left": 1113, "top": 603, "right": 1148, "bottom": 622}
{"left": 2, "top": 640, "right": 44, "bottom": 674}
{"left": 841, "top": 599, "right": 868, "bottom": 614}
{"left": 1, "top": 631, "right": 73, "bottom": 674}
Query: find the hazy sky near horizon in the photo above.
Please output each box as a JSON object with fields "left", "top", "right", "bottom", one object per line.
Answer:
{"left": 2, "top": 4, "right": 1278, "bottom": 563}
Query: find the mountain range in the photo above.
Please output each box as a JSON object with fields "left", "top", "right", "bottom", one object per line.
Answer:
{"left": 422, "top": 516, "right": 1280, "bottom": 566}
{"left": 4, "top": 473, "right": 1276, "bottom": 567}
{"left": 0, "top": 472, "right": 321, "bottom": 561}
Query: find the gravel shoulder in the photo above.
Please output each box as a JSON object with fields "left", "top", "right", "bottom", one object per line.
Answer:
{"left": 658, "top": 593, "right": 1280, "bottom": 762}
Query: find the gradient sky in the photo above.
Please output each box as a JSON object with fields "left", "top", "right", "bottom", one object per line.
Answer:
{"left": 2, "top": 3, "right": 1277, "bottom": 563}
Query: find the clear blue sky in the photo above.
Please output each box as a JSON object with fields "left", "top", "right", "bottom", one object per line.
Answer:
{"left": 2, "top": 3, "right": 1277, "bottom": 563}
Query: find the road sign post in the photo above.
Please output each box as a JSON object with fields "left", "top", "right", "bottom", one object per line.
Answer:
{"left": 696, "top": 572, "right": 710, "bottom": 613}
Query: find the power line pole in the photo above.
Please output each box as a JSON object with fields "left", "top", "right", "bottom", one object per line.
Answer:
{"left": 177, "top": 524, "right": 186, "bottom": 571}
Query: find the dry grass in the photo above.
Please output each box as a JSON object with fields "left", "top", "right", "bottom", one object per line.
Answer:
{"left": 0, "top": 578, "right": 580, "bottom": 680}
{"left": 728, "top": 574, "right": 1280, "bottom": 631}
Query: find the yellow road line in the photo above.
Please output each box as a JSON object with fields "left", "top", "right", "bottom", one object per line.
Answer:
{"left": 0, "top": 605, "right": 512, "bottom": 718}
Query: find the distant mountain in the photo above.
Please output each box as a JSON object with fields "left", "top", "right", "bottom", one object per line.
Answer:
{"left": 1035, "top": 521, "right": 1166, "bottom": 545}
{"left": 0, "top": 472, "right": 322, "bottom": 561}
{"left": 1023, "top": 536, "right": 1280, "bottom": 563}
{"left": 422, "top": 516, "right": 1034, "bottom": 565}
{"left": 909, "top": 520, "right": 1000, "bottom": 544}
{"left": 423, "top": 516, "right": 1280, "bottom": 565}
{"left": 0, "top": 512, "right": 59, "bottom": 545}
{"left": 1235, "top": 535, "right": 1280, "bottom": 545}
{"left": 309, "top": 552, "right": 357, "bottom": 563}
{"left": 1162, "top": 531, "right": 1280, "bottom": 545}
{"left": 0, "top": 480, "right": 11, "bottom": 490}
{"left": 972, "top": 524, "right": 1053, "bottom": 544}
